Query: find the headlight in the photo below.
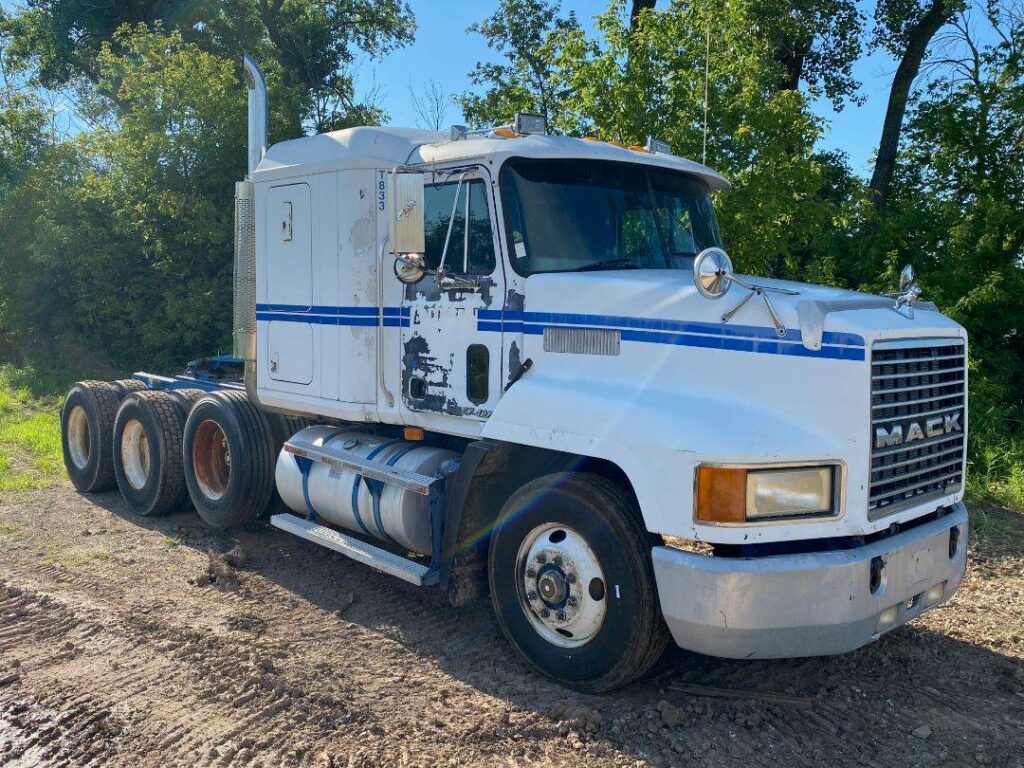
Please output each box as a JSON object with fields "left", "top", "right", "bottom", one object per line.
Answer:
{"left": 745, "top": 467, "right": 833, "bottom": 520}
{"left": 696, "top": 465, "right": 837, "bottom": 524}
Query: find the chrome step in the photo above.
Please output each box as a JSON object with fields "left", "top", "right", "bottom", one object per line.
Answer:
{"left": 270, "top": 513, "right": 433, "bottom": 586}
{"left": 283, "top": 438, "right": 438, "bottom": 495}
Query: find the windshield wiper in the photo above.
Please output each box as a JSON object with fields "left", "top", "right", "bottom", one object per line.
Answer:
{"left": 570, "top": 259, "right": 641, "bottom": 272}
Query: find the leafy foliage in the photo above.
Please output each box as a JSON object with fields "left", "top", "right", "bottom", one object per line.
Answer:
{"left": 0, "top": 0, "right": 1021, "bottom": 505}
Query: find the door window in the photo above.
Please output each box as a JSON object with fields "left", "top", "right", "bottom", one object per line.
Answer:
{"left": 423, "top": 179, "right": 496, "bottom": 275}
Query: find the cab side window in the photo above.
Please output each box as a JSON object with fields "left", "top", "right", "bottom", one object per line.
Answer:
{"left": 423, "top": 179, "right": 496, "bottom": 275}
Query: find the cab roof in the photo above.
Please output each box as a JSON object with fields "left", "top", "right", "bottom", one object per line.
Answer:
{"left": 254, "top": 126, "right": 730, "bottom": 190}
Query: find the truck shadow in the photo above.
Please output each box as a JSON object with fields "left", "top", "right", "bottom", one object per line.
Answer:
{"left": 92, "top": 491, "right": 1024, "bottom": 768}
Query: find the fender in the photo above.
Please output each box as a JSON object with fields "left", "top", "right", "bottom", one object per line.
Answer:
{"left": 481, "top": 371, "right": 848, "bottom": 540}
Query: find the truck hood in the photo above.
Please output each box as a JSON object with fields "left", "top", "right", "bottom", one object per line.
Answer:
{"left": 519, "top": 269, "right": 965, "bottom": 351}
{"left": 482, "top": 268, "right": 967, "bottom": 545}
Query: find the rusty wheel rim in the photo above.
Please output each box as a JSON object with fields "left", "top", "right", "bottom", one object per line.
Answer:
{"left": 192, "top": 420, "right": 231, "bottom": 500}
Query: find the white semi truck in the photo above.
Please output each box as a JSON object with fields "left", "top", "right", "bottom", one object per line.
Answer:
{"left": 60, "top": 55, "right": 969, "bottom": 692}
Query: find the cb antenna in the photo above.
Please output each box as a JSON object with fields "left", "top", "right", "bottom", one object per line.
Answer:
{"left": 703, "top": 21, "right": 710, "bottom": 165}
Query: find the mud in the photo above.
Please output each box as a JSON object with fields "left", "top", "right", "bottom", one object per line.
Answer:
{"left": 0, "top": 485, "right": 1022, "bottom": 767}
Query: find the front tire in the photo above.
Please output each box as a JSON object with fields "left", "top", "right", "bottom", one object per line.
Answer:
{"left": 488, "top": 473, "right": 669, "bottom": 693}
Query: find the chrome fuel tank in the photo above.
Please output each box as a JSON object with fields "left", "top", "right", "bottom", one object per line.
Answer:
{"left": 275, "top": 426, "right": 458, "bottom": 555}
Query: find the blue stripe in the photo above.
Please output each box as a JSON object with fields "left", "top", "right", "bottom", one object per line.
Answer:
{"left": 620, "top": 329, "right": 864, "bottom": 360}
{"left": 257, "top": 303, "right": 410, "bottom": 328}
{"left": 256, "top": 303, "right": 864, "bottom": 361}
{"left": 478, "top": 309, "right": 862, "bottom": 348}
{"left": 257, "top": 303, "right": 380, "bottom": 316}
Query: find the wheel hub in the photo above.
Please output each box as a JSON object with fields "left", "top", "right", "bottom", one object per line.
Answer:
{"left": 120, "top": 418, "right": 151, "bottom": 490}
{"left": 517, "top": 524, "right": 607, "bottom": 648}
{"left": 537, "top": 566, "right": 568, "bottom": 606}
{"left": 67, "top": 406, "right": 91, "bottom": 470}
{"left": 192, "top": 420, "right": 231, "bottom": 500}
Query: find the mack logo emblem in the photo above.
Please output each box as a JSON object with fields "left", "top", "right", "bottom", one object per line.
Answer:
{"left": 875, "top": 413, "right": 962, "bottom": 449}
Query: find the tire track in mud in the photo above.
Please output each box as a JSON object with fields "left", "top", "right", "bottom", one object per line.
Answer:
{"left": 0, "top": 579, "right": 376, "bottom": 767}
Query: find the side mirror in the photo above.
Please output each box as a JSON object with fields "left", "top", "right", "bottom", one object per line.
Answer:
{"left": 394, "top": 253, "right": 427, "bottom": 284}
{"left": 389, "top": 172, "right": 426, "bottom": 256}
{"left": 692, "top": 247, "right": 734, "bottom": 299}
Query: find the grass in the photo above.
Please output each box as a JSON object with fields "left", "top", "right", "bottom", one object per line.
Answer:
{"left": 0, "top": 363, "right": 69, "bottom": 495}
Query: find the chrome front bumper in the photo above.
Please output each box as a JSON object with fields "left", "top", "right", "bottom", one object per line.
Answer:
{"left": 652, "top": 503, "right": 968, "bottom": 659}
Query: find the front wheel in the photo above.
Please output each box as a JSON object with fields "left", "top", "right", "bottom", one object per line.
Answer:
{"left": 488, "top": 473, "right": 669, "bottom": 693}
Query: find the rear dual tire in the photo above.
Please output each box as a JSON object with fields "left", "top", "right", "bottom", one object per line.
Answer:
{"left": 61, "top": 381, "right": 122, "bottom": 493}
{"left": 112, "top": 389, "right": 206, "bottom": 516}
{"left": 182, "top": 391, "right": 280, "bottom": 530}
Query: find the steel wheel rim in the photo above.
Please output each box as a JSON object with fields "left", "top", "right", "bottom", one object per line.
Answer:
{"left": 120, "top": 418, "right": 151, "bottom": 490}
{"left": 67, "top": 406, "right": 91, "bottom": 470}
{"left": 192, "top": 420, "right": 230, "bottom": 500}
{"left": 516, "top": 522, "right": 607, "bottom": 648}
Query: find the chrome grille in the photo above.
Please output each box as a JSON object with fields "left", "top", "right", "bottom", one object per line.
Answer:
{"left": 543, "top": 327, "right": 621, "bottom": 356}
{"left": 870, "top": 339, "right": 966, "bottom": 518}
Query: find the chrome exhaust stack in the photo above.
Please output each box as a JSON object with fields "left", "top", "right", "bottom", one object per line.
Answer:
{"left": 242, "top": 51, "right": 267, "bottom": 177}
{"left": 236, "top": 53, "right": 265, "bottom": 396}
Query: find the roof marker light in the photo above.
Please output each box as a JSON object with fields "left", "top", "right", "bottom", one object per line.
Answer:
{"left": 646, "top": 136, "right": 672, "bottom": 155}
{"left": 513, "top": 112, "right": 547, "bottom": 135}
{"left": 450, "top": 125, "right": 468, "bottom": 141}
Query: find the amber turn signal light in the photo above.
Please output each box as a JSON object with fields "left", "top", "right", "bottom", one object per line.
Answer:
{"left": 695, "top": 466, "right": 747, "bottom": 523}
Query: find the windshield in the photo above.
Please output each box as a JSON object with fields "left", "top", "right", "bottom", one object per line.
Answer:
{"left": 499, "top": 158, "right": 722, "bottom": 275}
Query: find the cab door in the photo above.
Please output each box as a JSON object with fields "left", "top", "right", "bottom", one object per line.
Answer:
{"left": 400, "top": 171, "right": 505, "bottom": 422}
{"left": 263, "top": 182, "right": 314, "bottom": 387}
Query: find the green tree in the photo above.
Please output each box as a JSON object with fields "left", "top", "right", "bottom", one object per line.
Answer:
{"left": 0, "top": 25, "right": 247, "bottom": 369}
{"left": 458, "top": 0, "right": 581, "bottom": 129}
{"left": 0, "top": 0, "right": 415, "bottom": 136}
{"left": 551, "top": 1, "right": 855, "bottom": 280}
{"left": 868, "top": 0, "right": 962, "bottom": 206}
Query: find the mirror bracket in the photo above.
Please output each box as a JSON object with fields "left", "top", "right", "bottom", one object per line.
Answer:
{"left": 693, "top": 247, "right": 799, "bottom": 337}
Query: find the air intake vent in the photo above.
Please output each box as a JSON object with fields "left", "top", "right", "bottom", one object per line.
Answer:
{"left": 233, "top": 181, "right": 256, "bottom": 360}
{"left": 543, "top": 327, "right": 620, "bottom": 356}
{"left": 869, "top": 338, "right": 966, "bottom": 518}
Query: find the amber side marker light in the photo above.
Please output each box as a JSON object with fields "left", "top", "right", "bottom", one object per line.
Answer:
{"left": 695, "top": 466, "right": 747, "bottom": 523}
{"left": 404, "top": 426, "right": 425, "bottom": 441}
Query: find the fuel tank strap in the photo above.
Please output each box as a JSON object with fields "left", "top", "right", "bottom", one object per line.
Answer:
{"left": 353, "top": 441, "right": 402, "bottom": 541}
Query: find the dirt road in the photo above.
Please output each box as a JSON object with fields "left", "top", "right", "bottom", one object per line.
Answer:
{"left": 0, "top": 484, "right": 1021, "bottom": 767}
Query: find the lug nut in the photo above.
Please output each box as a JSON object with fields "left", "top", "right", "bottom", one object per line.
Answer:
{"left": 553, "top": 555, "right": 563, "bottom": 567}
{"left": 536, "top": 553, "right": 546, "bottom": 564}
{"left": 527, "top": 590, "right": 538, "bottom": 601}
{"left": 566, "top": 573, "right": 576, "bottom": 584}
{"left": 567, "top": 596, "right": 578, "bottom": 607}
{"left": 526, "top": 568, "right": 536, "bottom": 578}
{"left": 540, "top": 608, "right": 550, "bottom": 618}
{"left": 556, "top": 611, "right": 566, "bottom": 621}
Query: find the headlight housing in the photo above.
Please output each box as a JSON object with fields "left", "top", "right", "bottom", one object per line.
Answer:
{"left": 696, "top": 465, "right": 838, "bottom": 524}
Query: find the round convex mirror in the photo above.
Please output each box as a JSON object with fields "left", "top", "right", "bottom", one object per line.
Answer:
{"left": 693, "top": 247, "right": 734, "bottom": 299}
{"left": 394, "top": 253, "right": 427, "bottom": 285}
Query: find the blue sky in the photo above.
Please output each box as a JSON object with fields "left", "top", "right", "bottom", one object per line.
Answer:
{"left": 0, "top": 0, "right": 911, "bottom": 176}
{"left": 365, "top": 0, "right": 903, "bottom": 177}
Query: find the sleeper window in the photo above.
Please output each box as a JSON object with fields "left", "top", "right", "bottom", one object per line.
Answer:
{"left": 423, "top": 179, "right": 496, "bottom": 275}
